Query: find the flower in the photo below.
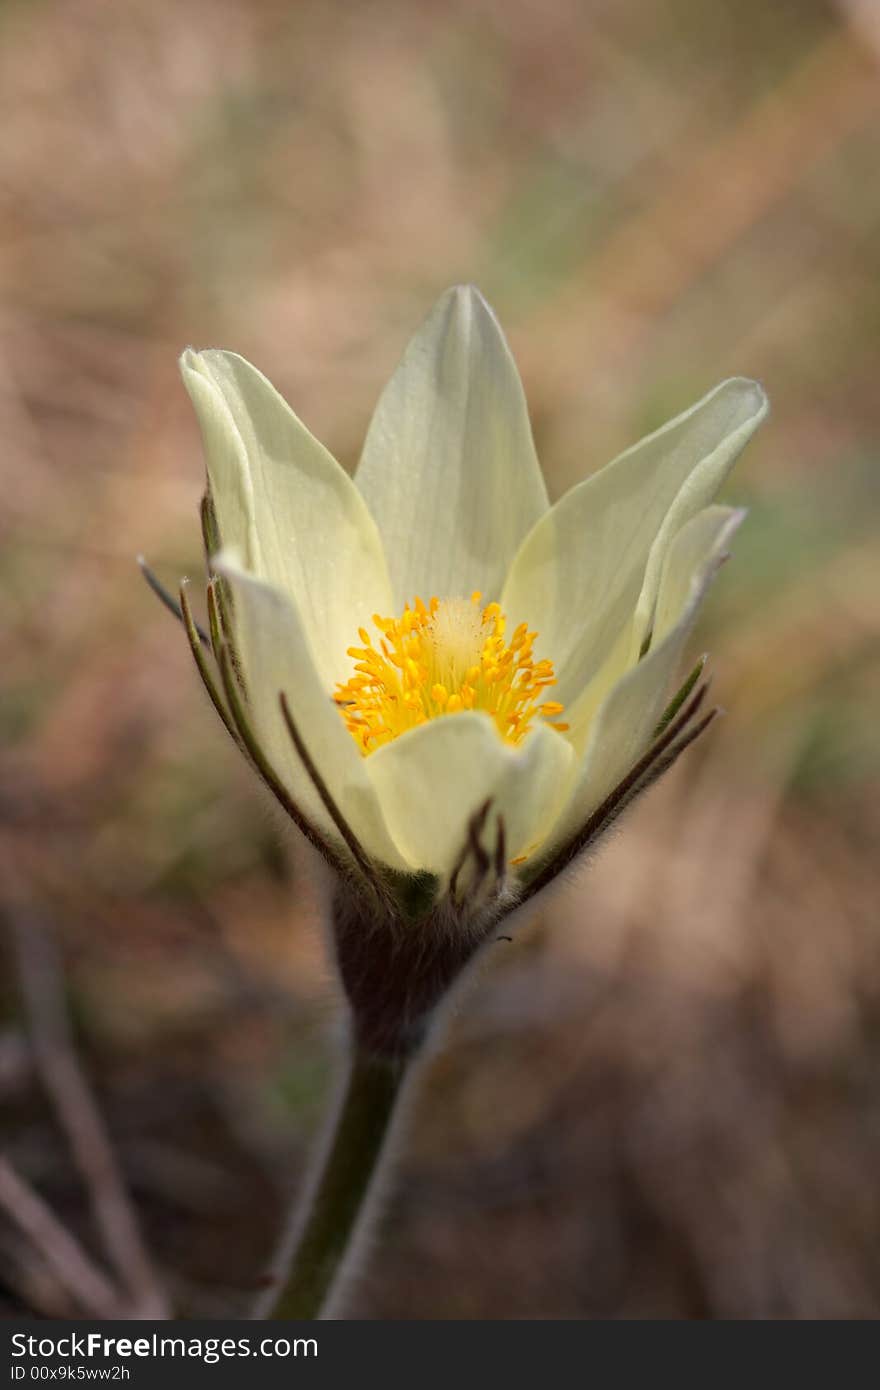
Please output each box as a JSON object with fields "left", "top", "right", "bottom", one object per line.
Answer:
{"left": 175, "top": 287, "right": 766, "bottom": 918}
{"left": 151, "top": 286, "right": 770, "bottom": 1054}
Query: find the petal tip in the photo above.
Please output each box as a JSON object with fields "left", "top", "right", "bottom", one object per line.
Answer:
{"left": 211, "top": 544, "right": 248, "bottom": 581}
{"left": 719, "top": 375, "right": 770, "bottom": 422}
{"left": 719, "top": 504, "right": 749, "bottom": 544}
{"left": 179, "top": 346, "right": 203, "bottom": 375}
{"left": 446, "top": 281, "right": 485, "bottom": 302}
{"left": 436, "top": 282, "right": 496, "bottom": 326}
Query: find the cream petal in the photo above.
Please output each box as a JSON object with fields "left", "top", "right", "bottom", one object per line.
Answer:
{"left": 180, "top": 357, "right": 256, "bottom": 563}
{"left": 365, "top": 712, "right": 573, "bottom": 876}
{"left": 632, "top": 380, "right": 768, "bottom": 659}
{"left": 549, "top": 506, "right": 745, "bottom": 848}
{"left": 354, "top": 286, "right": 549, "bottom": 609}
{"left": 557, "top": 620, "right": 637, "bottom": 760}
{"left": 181, "top": 349, "right": 393, "bottom": 687}
{"left": 214, "top": 553, "right": 406, "bottom": 870}
{"left": 501, "top": 378, "right": 767, "bottom": 709}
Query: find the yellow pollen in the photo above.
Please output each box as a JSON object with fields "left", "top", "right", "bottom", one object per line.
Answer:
{"left": 334, "top": 594, "right": 565, "bottom": 756}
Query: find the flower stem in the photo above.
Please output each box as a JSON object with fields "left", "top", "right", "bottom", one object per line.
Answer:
{"left": 270, "top": 1044, "right": 410, "bottom": 1319}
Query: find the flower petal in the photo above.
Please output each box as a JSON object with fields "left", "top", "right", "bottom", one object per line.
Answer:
{"left": 354, "top": 286, "right": 549, "bottom": 608}
{"left": 549, "top": 505, "right": 745, "bottom": 848}
{"left": 365, "top": 712, "right": 573, "bottom": 876}
{"left": 181, "top": 349, "right": 393, "bottom": 687}
{"left": 501, "top": 378, "right": 767, "bottom": 709}
{"left": 214, "top": 553, "right": 406, "bottom": 870}
{"left": 632, "top": 381, "right": 768, "bottom": 659}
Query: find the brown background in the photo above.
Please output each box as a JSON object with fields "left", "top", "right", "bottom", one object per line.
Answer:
{"left": 2, "top": 0, "right": 879, "bottom": 1318}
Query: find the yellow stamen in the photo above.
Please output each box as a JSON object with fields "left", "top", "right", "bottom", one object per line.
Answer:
{"left": 334, "top": 595, "right": 566, "bottom": 756}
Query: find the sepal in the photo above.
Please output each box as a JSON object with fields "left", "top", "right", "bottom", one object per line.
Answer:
{"left": 200, "top": 489, "right": 221, "bottom": 561}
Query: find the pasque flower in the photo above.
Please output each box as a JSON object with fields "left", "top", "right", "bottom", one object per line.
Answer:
{"left": 148, "top": 286, "right": 767, "bottom": 1319}
{"left": 163, "top": 286, "right": 766, "bottom": 1054}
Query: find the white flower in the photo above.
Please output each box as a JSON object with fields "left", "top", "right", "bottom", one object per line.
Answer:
{"left": 177, "top": 286, "right": 767, "bottom": 898}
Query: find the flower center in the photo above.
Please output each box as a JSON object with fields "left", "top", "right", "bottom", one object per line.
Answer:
{"left": 335, "top": 593, "right": 568, "bottom": 756}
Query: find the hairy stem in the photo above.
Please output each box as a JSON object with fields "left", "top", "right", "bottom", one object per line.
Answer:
{"left": 270, "top": 1045, "right": 410, "bottom": 1319}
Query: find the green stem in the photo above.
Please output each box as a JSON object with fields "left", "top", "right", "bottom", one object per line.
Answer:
{"left": 271, "top": 1045, "right": 410, "bottom": 1319}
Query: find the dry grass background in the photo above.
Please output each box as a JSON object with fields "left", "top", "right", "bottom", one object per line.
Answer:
{"left": 1, "top": 0, "right": 879, "bottom": 1318}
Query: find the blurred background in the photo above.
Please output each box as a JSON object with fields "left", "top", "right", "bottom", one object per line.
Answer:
{"left": 1, "top": 0, "right": 879, "bottom": 1319}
